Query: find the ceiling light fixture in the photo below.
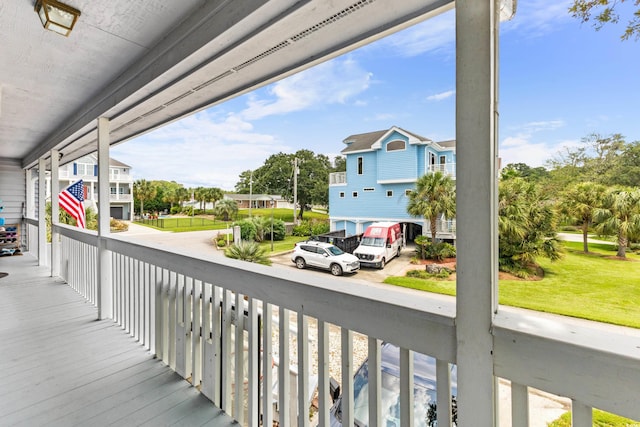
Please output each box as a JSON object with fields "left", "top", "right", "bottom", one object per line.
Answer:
{"left": 34, "top": 0, "right": 81, "bottom": 37}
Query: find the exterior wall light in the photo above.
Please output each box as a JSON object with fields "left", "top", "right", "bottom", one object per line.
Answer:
{"left": 34, "top": 0, "right": 81, "bottom": 37}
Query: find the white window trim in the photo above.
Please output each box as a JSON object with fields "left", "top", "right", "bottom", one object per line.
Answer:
{"left": 386, "top": 139, "right": 407, "bottom": 152}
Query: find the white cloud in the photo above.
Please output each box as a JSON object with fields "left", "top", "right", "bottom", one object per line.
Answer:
{"left": 499, "top": 119, "right": 569, "bottom": 166}
{"left": 501, "top": 134, "right": 530, "bottom": 147}
{"left": 111, "top": 111, "right": 291, "bottom": 190}
{"left": 427, "top": 90, "right": 455, "bottom": 101}
{"left": 374, "top": 0, "right": 572, "bottom": 59}
{"left": 113, "top": 56, "right": 375, "bottom": 190}
{"left": 240, "top": 57, "right": 372, "bottom": 120}
{"left": 381, "top": 10, "right": 455, "bottom": 57}
{"left": 522, "top": 120, "right": 565, "bottom": 132}
{"left": 502, "top": 0, "right": 573, "bottom": 38}
{"left": 372, "top": 113, "right": 395, "bottom": 121}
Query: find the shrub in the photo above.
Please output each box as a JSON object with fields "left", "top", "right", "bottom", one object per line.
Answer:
{"left": 406, "top": 269, "right": 451, "bottom": 280}
{"left": 170, "top": 206, "right": 181, "bottom": 214}
{"left": 414, "top": 239, "right": 456, "bottom": 261}
{"left": 110, "top": 218, "right": 129, "bottom": 232}
{"left": 224, "top": 241, "right": 272, "bottom": 265}
{"left": 216, "top": 239, "right": 226, "bottom": 247}
{"left": 232, "top": 219, "right": 258, "bottom": 241}
{"left": 292, "top": 219, "right": 329, "bottom": 237}
{"left": 264, "top": 218, "right": 286, "bottom": 241}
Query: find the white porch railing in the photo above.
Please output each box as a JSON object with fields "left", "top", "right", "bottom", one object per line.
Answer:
{"left": 47, "top": 222, "right": 640, "bottom": 426}
{"left": 428, "top": 163, "right": 456, "bottom": 178}
{"left": 329, "top": 172, "right": 346, "bottom": 186}
{"left": 436, "top": 219, "right": 456, "bottom": 234}
{"left": 109, "top": 194, "right": 133, "bottom": 202}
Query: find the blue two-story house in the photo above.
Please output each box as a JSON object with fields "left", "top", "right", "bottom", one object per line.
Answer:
{"left": 329, "top": 126, "right": 456, "bottom": 241}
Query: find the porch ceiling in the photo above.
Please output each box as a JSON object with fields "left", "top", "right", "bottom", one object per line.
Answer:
{"left": 0, "top": 0, "right": 453, "bottom": 170}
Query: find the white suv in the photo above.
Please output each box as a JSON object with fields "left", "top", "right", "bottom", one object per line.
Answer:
{"left": 291, "top": 241, "right": 360, "bottom": 276}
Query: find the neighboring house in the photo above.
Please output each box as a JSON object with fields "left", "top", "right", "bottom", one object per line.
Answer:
{"left": 328, "top": 126, "right": 456, "bottom": 241}
{"left": 223, "top": 194, "right": 293, "bottom": 210}
{"left": 46, "top": 155, "right": 134, "bottom": 220}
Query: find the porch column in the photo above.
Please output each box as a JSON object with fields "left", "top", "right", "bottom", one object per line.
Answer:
{"left": 37, "top": 157, "right": 47, "bottom": 266}
{"left": 25, "top": 169, "right": 35, "bottom": 218}
{"left": 455, "top": 0, "right": 499, "bottom": 426}
{"left": 51, "top": 149, "right": 60, "bottom": 277}
{"left": 97, "top": 117, "right": 112, "bottom": 319}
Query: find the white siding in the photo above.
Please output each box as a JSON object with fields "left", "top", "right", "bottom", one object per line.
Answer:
{"left": 0, "top": 158, "right": 25, "bottom": 224}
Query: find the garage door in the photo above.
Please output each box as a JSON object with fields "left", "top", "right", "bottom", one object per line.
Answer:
{"left": 110, "top": 206, "right": 123, "bottom": 219}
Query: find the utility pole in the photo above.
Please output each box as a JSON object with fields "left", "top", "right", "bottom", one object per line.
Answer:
{"left": 292, "top": 158, "right": 299, "bottom": 225}
{"left": 249, "top": 170, "right": 253, "bottom": 218}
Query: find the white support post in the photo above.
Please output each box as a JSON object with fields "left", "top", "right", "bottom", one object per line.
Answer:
{"left": 455, "top": 0, "right": 499, "bottom": 426}
{"left": 97, "top": 117, "right": 113, "bottom": 319}
{"left": 38, "top": 157, "right": 47, "bottom": 266}
{"left": 51, "top": 149, "right": 60, "bottom": 277}
{"left": 399, "top": 348, "right": 415, "bottom": 427}
{"left": 511, "top": 382, "right": 529, "bottom": 427}
{"left": 25, "top": 169, "right": 35, "bottom": 219}
{"left": 368, "top": 338, "right": 382, "bottom": 427}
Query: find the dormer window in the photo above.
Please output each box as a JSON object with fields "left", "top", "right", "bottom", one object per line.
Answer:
{"left": 386, "top": 139, "right": 406, "bottom": 151}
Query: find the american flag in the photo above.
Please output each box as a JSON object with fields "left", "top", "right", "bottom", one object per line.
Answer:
{"left": 59, "top": 180, "right": 86, "bottom": 228}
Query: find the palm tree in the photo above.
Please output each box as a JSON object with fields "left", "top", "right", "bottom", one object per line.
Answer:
{"left": 133, "top": 179, "right": 157, "bottom": 216}
{"left": 407, "top": 172, "right": 456, "bottom": 243}
{"left": 594, "top": 187, "right": 640, "bottom": 258}
{"left": 215, "top": 198, "right": 238, "bottom": 221}
{"left": 498, "top": 177, "right": 562, "bottom": 277}
{"left": 204, "top": 187, "right": 224, "bottom": 213}
{"left": 561, "top": 182, "right": 606, "bottom": 253}
{"left": 175, "top": 187, "right": 190, "bottom": 212}
{"left": 224, "top": 240, "right": 272, "bottom": 265}
{"left": 194, "top": 186, "right": 206, "bottom": 211}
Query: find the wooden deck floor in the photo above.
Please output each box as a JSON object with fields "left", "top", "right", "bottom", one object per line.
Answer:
{"left": 0, "top": 254, "right": 236, "bottom": 427}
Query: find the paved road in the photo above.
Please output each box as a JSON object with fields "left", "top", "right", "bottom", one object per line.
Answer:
{"left": 557, "top": 232, "right": 614, "bottom": 245}
{"left": 118, "top": 222, "right": 227, "bottom": 261}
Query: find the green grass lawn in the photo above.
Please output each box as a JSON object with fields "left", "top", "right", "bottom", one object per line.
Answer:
{"left": 135, "top": 217, "right": 230, "bottom": 232}
{"left": 385, "top": 242, "right": 640, "bottom": 328}
{"left": 258, "top": 235, "right": 307, "bottom": 254}
{"left": 236, "top": 208, "right": 328, "bottom": 222}
{"left": 136, "top": 210, "right": 328, "bottom": 232}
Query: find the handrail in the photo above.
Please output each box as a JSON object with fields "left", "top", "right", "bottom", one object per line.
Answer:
{"left": 46, "top": 225, "right": 640, "bottom": 424}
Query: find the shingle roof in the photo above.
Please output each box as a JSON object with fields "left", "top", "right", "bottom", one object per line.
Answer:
{"left": 340, "top": 127, "right": 433, "bottom": 153}
{"left": 341, "top": 130, "right": 388, "bottom": 153}
{"left": 109, "top": 158, "right": 131, "bottom": 168}
{"left": 436, "top": 140, "right": 456, "bottom": 149}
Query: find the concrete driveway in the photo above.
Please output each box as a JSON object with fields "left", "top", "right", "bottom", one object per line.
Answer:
{"left": 118, "top": 222, "right": 227, "bottom": 261}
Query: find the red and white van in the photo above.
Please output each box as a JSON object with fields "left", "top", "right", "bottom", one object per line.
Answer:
{"left": 353, "top": 222, "right": 403, "bottom": 269}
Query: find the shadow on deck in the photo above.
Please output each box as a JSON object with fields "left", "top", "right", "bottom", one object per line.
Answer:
{"left": 0, "top": 254, "right": 235, "bottom": 426}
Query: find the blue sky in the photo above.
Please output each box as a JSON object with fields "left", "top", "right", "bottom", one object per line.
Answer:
{"left": 112, "top": 0, "right": 640, "bottom": 190}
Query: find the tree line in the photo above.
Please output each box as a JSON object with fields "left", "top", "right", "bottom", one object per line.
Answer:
{"left": 407, "top": 133, "right": 640, "bottom": 278}
{"left": 133, "top": 149, "right": 345, "bottom": 221}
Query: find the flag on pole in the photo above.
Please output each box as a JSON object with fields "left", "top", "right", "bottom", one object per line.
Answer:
{"left": 59, "top": 180, "right": 86, "bottom": 228}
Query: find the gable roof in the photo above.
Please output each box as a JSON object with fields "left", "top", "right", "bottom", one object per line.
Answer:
{"left": 341, "top": 126, "right": 432, "bottom": 154}
{"left": 341, "top": 130, "right": 389, "bottom": 153}
{"left": 72, "top": 154, "right": 131, "bottom": 168}
{"left": 110, "top": 158, "right": 131, "bottom": 168}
